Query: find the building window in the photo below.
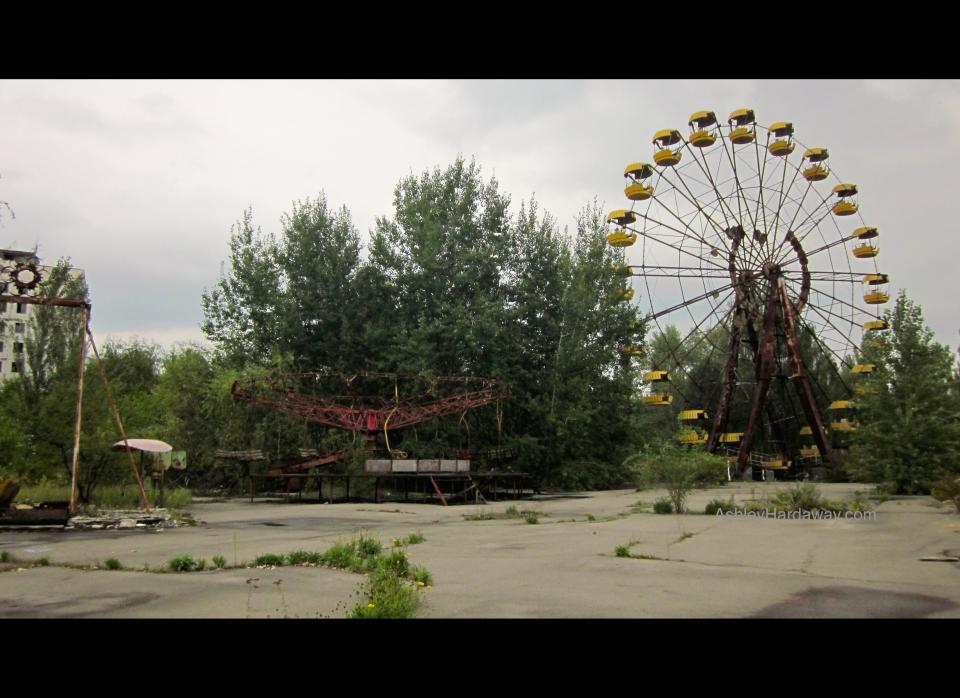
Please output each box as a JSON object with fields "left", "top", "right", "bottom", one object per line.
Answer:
{"left": 13, "top": 342, "right": 24, "bottom": 353}
{"left": 11, "top": 360, "right": 19, "bottom": 373}
{"left": 15, "top": 322, "right": 24, "bottom": 333}
{"left": 16, "top": 303, "right": 27, "bottom": 314}
{"left": 0, "top": 341, "right": 4, "bottom": 352}
{"left": 0, "top": 302, "right": 6, "bottom": 313}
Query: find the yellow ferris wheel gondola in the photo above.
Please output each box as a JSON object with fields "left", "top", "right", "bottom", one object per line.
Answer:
{"left": 688, "top": 110, "right": 718, "bottom": 148}
{"left": 863, "top": 319, "right": 889, "bottom": 332}
{"left": 863, "top": 273, "right": 890, "bottom": 305}
{"left": 802, "top": 147, "right": 830, "bottom": 181}
{"left": 832, "top": 183, "right": 859, "bottom": 216}
{"left": 653, "top": 129, "right": 683, "bottom": 167}
{"left": 623, "top": 162, "right": 655, "bottom": 201}
{"left": 644, "top": 392, "right": 673, "bottom": 406}
{"left": 728, "top": 108, "right": 756, "bottom": 144}
{"left": 852, "top": 226, "right": 879, "bottom": 258}
{"left": 767, "top": 121, "right": 795, "bottom": 157}
{"left": 607, "top": 229, "right": 637, "bottom": 247}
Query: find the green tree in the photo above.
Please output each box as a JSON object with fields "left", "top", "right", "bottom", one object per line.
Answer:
{"left": 849, "top": 291, "right": 960, "bottom": 493}
{"left": 273, "top": 195, "right": 362, "bottom": 371}
{"left": 201, "top": 209, "right": 281, "bottom": 366}
{"left": 24, "top": 258, "right": 89, "bottom": 392}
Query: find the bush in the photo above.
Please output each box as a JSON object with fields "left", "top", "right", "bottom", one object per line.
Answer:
{"left": 168, "top": 554, "right": 202, "bottom": 572}
{"left": 0, "top": 551, "right": 12, "bottom": 563}
{"left": 931, "top": 474, "right": 960, "bottom": 513}
{"left": 614, "top": 544, "right": 631, "bottom": 557}
{"left": 212, "top": 555, "right": 227, "bottom": 569}
{"left": 350, "top": 564, "right": 419, "bottom": 619}
{"left": 705, "top": 497, "right": 736, "bottom": 515}
{"left": 773, "top": 482, "right": 825, "bottom": 511}
{"left": 254, "top": 553, "right": 285, "bottom": 567}
{"left": 653, "top": 498, "right": 674, "bottom": 515}
{"left": 286, "top": 550, "right": 322, "bottom": 565}
{"left": 378, "top": 549, "right": 410, "bottom": 578}
{"left": 356, "top": 534, "right": 383, "bottom": 558}
{"left": 321, "top": 541, "right": 358, "bottom": 570}
{"left": 627, "top": 443, "right": 727, "bottom": 513}
{"left": 524, "top": 514, "right": 539, "bottom": 524}
{"left": 404, "top": 532, "right": 426, "bottom": 545}
{"left": 411, "top": 565, "right": 432, "bottom": 586}
{"left": 103, "top": 557, "right": 122, "bottom": 570}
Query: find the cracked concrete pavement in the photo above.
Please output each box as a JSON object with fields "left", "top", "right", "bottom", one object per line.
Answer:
{"left": 1, "top": 483, "right": 958, "bottom": 618}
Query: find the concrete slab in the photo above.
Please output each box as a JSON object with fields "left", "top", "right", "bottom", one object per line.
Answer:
{"left": 1, "top": 484, "right": 957, "bottom": 618}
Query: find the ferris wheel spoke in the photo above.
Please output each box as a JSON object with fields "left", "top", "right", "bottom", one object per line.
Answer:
{"left": 767, "top": 147, "right": 803, "bottom": 260}
{"left": 793, "top": 312, "right": 856, "bottom": 394}
{"left": 751, "top": 132, "right": 771, "bottom": 253}
{"left": 646, "top": 283, "right": 736, "bottom": 321}
{"left": 770, "top": 180, "right": 836, "bottom": 262}
{"left": 789, "top": 296, "right": 859, "bottom": 346}
{"left": 778, "top": 232, "right": 858, "bottom": 266}
{"left": 626, "top": 223, "right": 728, "bottom": 271}
{"left": 802, "top": 281, "right": 869, "bottom": 317}
{"left": 652, "top": 295, "right": 736, "bottom": 390}
{"left": 675, "top": 143, "right": 739, "bottom": 254}
{"left": 647, "top": 180, "right": 730, "bottom": 255}
{"left": 717, "top": 131, "right": 760, "bottom": 237}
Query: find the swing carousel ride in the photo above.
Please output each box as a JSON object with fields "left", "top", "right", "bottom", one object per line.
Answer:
{"left": 607, "top": 109, "right": 888, "bottom": 478}
{"left": 231, "top": 372, "right": 507, "bottom": 478}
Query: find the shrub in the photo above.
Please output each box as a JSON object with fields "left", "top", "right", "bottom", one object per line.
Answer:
{"left": 350, "top": 564, "right": 419, "bottom": 619}
{"left": 168, "top": 554, "right": 201, "bottom": 572}
{"left": 212, "top": 555, "right": 227, "bottom": 569}
{"left": 254, "top": 553, "right": 285, "bottom": 567}
{"left": 103, "top": 557, "right": 122, "bottom": 570}
{"left": 505, "top": 505, "right": 521, "bottom": 518}
{"left": 411, "top": 565, "right": 432, "bottom": 586}
{"left": 286, "top": 550, "right": 322, "bottom": 565}
{"left": 524, "top": 514, "right": 539, "bottom": 524}
{"left": 356, "top": 534, "right": 382, "bottom": 558}
{"left": 0, "top": 551, "right": 12, "bottom": 563}
{"left": 653, "top": 498, "right": 674, "bottom": 515}
{"left": 378, "top": 549, "right": 410, "bottom": 578}
{"left": 705, "top": 497, "right": 736, "bottom": 515}
{"left": 773, "top": 482, "right": 825, "bottom": 511}
{"left": 614, "top": 544, "right": 631, "bottom": 558}
{"left": 627, "top": 443, "right": 727, "bottom": 513}
{"left": 931, "top": 474, "right": 960, "bottom": 514}
{"left": 37, "top": 557, "right": 50, "bottom": 567}
{"left": 321, "top": 541, "right": 358, "bottom": 570}
{"left": 404, "top": 532, "right": 426, "bottom": 545}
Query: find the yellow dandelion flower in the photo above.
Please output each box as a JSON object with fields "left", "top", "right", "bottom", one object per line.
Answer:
{"left": 417, "top": 581, "right": 425, "bottom": 587}
{"left": 367, "top": 602, "right": 376, "bottom": 608}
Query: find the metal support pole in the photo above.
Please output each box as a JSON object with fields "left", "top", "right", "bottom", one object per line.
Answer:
{"left": 68, "top": 305, "right": 89, "bottom": 514}
{"left": 86, "top": 324, "right": 152, "bottom": 511}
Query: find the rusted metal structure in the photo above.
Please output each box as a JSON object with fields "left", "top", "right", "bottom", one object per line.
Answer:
{"left": 231, "top": 372, "right": 514, "bottom": 500}
{"left": 609, "top": 110, "right": 888, "bottom": 479}
{"left": 0, "top": 262, "right": 151, "bottom": 513}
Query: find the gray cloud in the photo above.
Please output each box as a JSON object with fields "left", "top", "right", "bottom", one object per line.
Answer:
{"left": 0, "top": 79, "right": 957, "bottom": 354}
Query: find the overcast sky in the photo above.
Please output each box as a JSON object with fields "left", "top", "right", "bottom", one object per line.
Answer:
{"left": 1, "top": 79, "right": 956, "bottom": 354}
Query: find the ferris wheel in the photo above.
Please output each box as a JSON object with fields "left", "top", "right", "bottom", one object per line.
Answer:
{"left": 607, "top": 108, "right": 889, "bottom": 478}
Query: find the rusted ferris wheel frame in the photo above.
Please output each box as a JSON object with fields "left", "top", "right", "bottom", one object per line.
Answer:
{"left": 610, "top": 111, "right": 886, "bottom": 477}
